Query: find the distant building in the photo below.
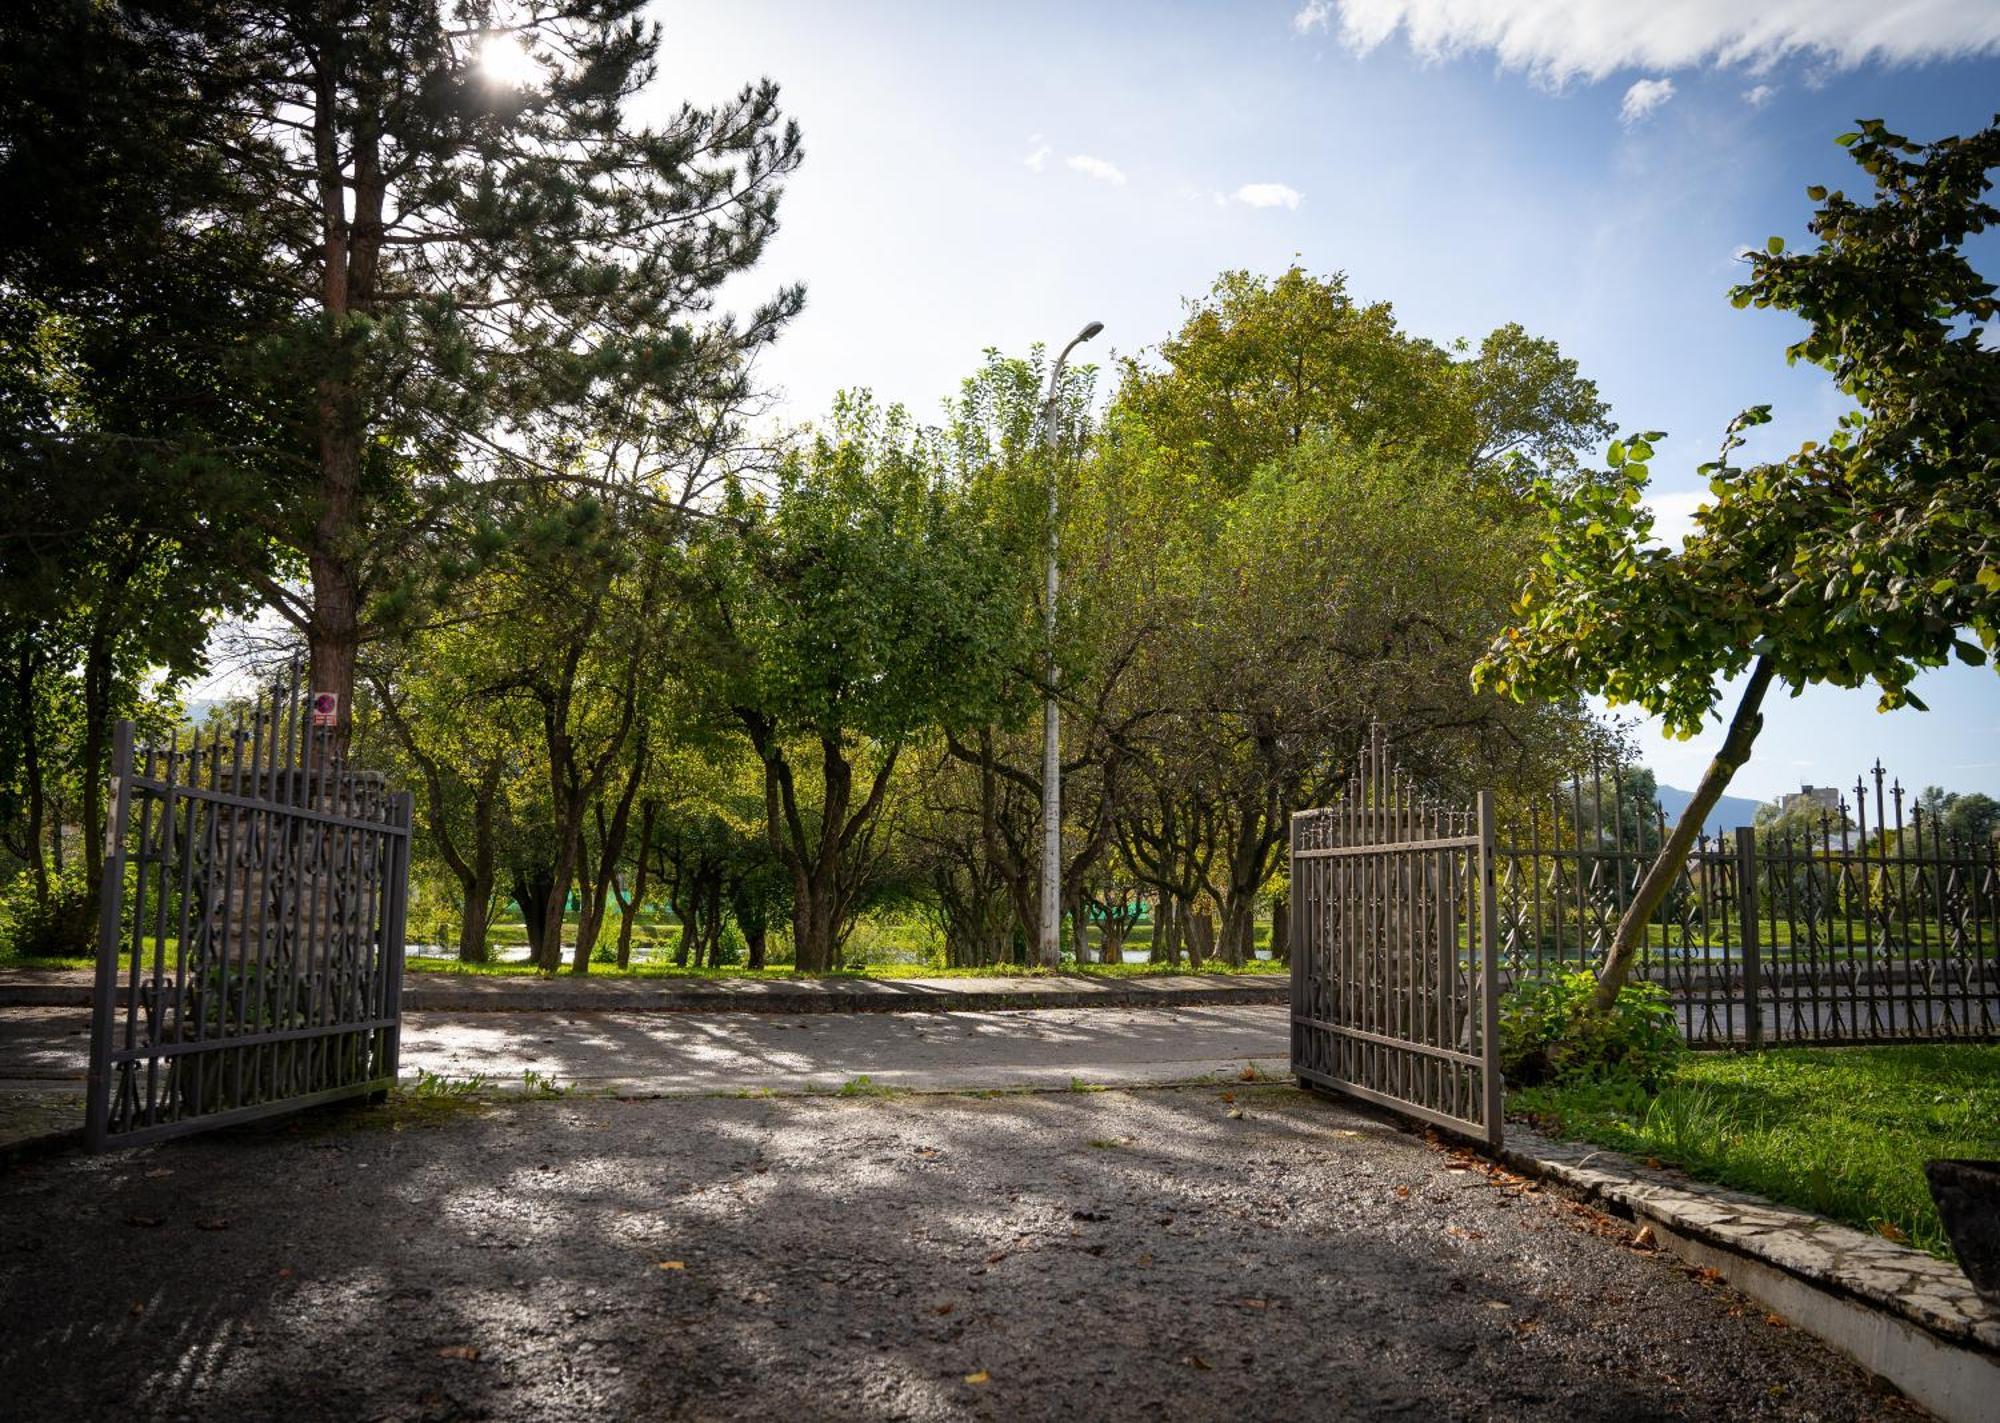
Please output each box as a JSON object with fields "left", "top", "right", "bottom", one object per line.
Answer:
{"left": 1777, "top": 784, "right": 1843, "bottom": 815}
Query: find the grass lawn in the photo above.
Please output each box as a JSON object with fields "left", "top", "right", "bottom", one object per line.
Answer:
{"left": 1509, "top": 1044, "right": 2000, "bottom": 1259}
{"left": 400, "top": 955, "right": 1287, "bottom": 979}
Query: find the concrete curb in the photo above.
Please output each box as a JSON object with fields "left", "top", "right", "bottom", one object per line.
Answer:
{"left": 0, "top": 971, "right": 1289, "bottom": 1016}
{"left": 1498, "top": 1126, "right": 2000, "bottom": 1423}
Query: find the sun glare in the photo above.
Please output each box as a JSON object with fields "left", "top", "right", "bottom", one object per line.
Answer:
{"left": 478, "top": 33, "right": 539, "bottom": 87}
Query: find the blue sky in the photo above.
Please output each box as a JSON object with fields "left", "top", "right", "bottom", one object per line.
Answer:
{"left": 654, "top": 2, "right": 2000, "bottom": 801}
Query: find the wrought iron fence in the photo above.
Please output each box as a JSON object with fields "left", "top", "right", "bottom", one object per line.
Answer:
{"left": 85, "top": 667, "right": 413, "bottom": 1149}
{"left": 1492, "top": 762, "right": 1999, "bottom": 1048}
{"left": 1291, "top": 728, "right": 1501, "bottom": 1144}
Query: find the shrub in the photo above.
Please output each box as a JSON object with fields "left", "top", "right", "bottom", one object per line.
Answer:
{"left": 1499, "top": 970, "right": 1683, "bottom": 1089}
{"left": 1, "top": 868, "right": 97, "bottom": 958}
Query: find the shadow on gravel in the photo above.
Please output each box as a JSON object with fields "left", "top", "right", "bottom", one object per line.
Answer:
{"left": 0, "top": 1085, "right": 1911, "bottom": 1422}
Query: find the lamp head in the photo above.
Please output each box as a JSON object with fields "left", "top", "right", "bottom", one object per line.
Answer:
{"left": 1079, "top": 321, "right": 1104, "bottom": 342}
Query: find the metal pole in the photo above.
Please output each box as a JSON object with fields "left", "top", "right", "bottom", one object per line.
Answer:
{"left": 1037, "top": 320, "right": 1102, "bottom": 967}
{"left": 1736, "top": 826, "right": 1763, "bottom": 1049}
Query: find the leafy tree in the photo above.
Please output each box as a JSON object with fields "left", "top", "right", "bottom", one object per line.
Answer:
{"left": 1476, "top": 116, "right": 2000, "bottom": 1011}
{"left": 0, "top": 2, "right": 284, "bottom": 914}
{"left": 101, "top": 0, "right": 803, "bottom": 743}
{"left": 686, "top": 397, "right": 1037, "bottom": 971}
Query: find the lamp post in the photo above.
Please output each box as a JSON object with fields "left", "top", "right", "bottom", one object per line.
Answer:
{"left": 1038, "top": 320, "right": 1103, "bottom": 967}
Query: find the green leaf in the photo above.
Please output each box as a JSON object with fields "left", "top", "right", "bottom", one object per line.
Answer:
{"left": 1766, "top": 235, "right": 1785, "bottom": 255}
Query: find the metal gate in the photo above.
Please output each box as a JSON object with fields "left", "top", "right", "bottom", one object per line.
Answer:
{"left": 1290, "top": 730, "right": 1502, "bottom": 1145}
{"left": 85, "top": 669, "right": 412, "bottom": 1150}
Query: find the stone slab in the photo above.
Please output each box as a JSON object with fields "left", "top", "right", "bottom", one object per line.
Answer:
{"left": 1500, "top": 1125, "right": 2000, "bottom": 1423}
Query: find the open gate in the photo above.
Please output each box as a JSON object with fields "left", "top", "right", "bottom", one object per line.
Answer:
{"left": 85, "top": 668, "right": 412, "bottom": 1150}
{"left": 1290, "top": 729, "right": 1502, "bottom": 1145}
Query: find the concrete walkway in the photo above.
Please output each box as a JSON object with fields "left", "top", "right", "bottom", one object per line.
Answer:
{"left": 0, "top": 1003, "right": 1292, "bottom": 1147}
{"left": 0, "top": 966, "right": 1287, "bottom": 1014}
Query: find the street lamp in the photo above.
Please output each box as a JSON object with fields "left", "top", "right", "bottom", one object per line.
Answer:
{"left": 1038, "top": 320, "right": 1103, "bottom": 967}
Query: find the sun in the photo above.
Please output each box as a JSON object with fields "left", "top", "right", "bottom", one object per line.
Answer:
{"left": 477, "top": 33, "right": 540, "bottom": 88}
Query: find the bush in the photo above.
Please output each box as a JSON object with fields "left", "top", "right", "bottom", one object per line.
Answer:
{"left": 1499, "top": 970, "right": 1683, "bottom": 1089}
{"left": 1, "top": 869, "right": 96, "bottom": 958}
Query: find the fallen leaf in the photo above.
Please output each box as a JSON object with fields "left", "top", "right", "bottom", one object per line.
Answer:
{"left": 129, "top": 1301, "right": 144, "bottom": 1317}
{"left": 1183, "top": 1354, "right": 1212, "bottom": 1371}
{"left": 1238, "top": 1065, "right": 1258, "bottom": 1081}
{"left": 124, "top": 1215, "right": 163, "bottom": 1228}
{"left": 195, "top": 1218, "right": 230, "bottom": 1232}
{"left": 1875, "top": 1221, "right": 1909, "bottom": 1243}
{"left": 1226, "top": 1108, "right": 1245, "bottom": 1120}
{"left": 1644, "top": 1157, "right": 1663, "bottom": 1171}
{"left": 985, "top": 1250, "right": 1009, "bottom": 1264}
{"left": 276, "top": 1267, "right": 294, "bottom": 1279}
{"left": 1234, "top": 1298, "right": 1269, "bottom": 1310}
{"left": 1393, "top": 1186, "right": 1411, "bottom": 1200}
{"left": 963, "top": 1370, "right": 989, "bottom": 1385}
{"left": 436, "top": 1345, "right": 480, "bottom": 1361}
{"left": 933, "top": 1303, "right": 954, "bottom": 1316}
{"left": 1219, "top": 1091, "right": 1235, "bottom": 1104}
{"left": 1484, "top": 1300, "right": 1510, "bottom": 1311}
{"left": 1630, "top": 1225, "right": 1657, "bottom": 1251}
{"left": 1764, "top": 1313, "right": 1787, "bottom": 1329}
{"left": 657, "top": 1260, "right": 685, "bottom": 1271}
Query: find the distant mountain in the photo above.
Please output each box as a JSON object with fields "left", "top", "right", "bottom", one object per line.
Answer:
{"left": 1654, "top": 783, "right": 1768, "bottom": 837}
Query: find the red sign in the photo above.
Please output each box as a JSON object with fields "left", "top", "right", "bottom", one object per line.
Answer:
{"left": 311, "top": 691, "right": 339, "bottom": 728}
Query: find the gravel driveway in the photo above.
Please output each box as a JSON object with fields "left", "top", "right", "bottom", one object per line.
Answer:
{"left": 0, "top": 1084, "right": 1915, "bottom": 1421}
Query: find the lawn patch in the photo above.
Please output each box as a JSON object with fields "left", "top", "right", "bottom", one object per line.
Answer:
{"left": 1510, "top": 1044, "right": 2000, "bottom": 1258}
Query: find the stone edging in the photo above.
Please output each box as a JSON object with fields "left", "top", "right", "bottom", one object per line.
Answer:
{"left": 1499, "top": 1126, "right": 1999, "bottom": 1423}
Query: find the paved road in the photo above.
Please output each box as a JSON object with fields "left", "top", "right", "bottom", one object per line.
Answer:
{"left": 0, "top": 1003, "right": 1292, "bottom": 1096}
{"left": 0, "top": 1086, "right": 1914, "bottom": 1421}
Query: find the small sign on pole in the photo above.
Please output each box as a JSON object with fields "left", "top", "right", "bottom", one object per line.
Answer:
{"left": 311, "top": 691, "right": 339, "bottom": 728}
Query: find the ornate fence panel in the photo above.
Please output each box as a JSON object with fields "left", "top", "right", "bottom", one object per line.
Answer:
{"left": 85, "top": 670, "right": 413, "bottom": 1150}
{"left": 1491, "top": 761, "right": 1998, "bottom": 1048}
{"left": 1749, "top": 768, "right": 1998, "bottom": 1045}
{"left": 1290, "top": 730, "right": 1502, "bottom": 1146}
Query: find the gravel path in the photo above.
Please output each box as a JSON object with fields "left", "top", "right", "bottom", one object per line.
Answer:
{"left": 0, "top": 1084, "right": 1916, "bottom": 1421}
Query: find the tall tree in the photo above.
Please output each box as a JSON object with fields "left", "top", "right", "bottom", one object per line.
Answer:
{"left": 122, "top": 0, "right": 802, "bottom": 743}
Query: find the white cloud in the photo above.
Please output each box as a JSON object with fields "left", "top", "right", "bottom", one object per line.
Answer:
{"left": 1234, "top": 182, "right": 1303, "bottom": 209}
{"left": 1294, "top": 1, "right": 1333, "bottom": 34}
{"left": 1311, "top": 2, "right": 2000, "bottom": 84}
{"left": 1620, "top": 76, "right": 1675, "bottom": 125}
{"left": 1646, "top": 488, "right": 1710, "bottom": 548}
{"left": 1066, "top": 154, "right": 1127, "bottom": 186}
{"left": 1743, "top": 82, "right": 1777, "bottom": 107}
{"left": 1025, "top": 143, "right": 1051, "bottom": 172}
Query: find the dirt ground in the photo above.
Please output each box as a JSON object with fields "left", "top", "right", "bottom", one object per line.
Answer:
{"left": 0, "top": 1083, "right": 1918, "bottom": 1421}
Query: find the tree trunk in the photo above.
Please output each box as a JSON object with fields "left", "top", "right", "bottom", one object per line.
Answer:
{"left": 1592, "top": 655, "right": 1776, "bottom": 1011}
{"left": 458, "top": 881, "right": 492, "bottom": 965}
{"left": 1186, "top": 904, "right": 1213, "bottom": 969}
{"left": 616, "top": 800, "right": 656, "bottom": 970}
{"left": 1271, "top": 893, "right": 1290, "bottom": 964}
{"left": 746, "top": 921, "right": 767, "bottom": 971}
{"left": 514, "top": 864, "right": 555, "bottom": 965}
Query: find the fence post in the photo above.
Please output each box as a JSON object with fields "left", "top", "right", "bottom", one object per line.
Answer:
{"left": 84, "top": 720, "right": 135, "bottom": 1152}
{"left": 1477, "top": 789, "right": 1503, "bottom": 1146}
{"left": 1735, "top": 826, "right": 1762, "bottom": 1050}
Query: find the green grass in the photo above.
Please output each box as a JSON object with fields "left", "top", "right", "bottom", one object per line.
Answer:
{"left": 1510, "top": 1044, "right": 2000, "bottom": 1258}
{"left": 400, "top": 954, "right": 1287, "bottom": 980}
